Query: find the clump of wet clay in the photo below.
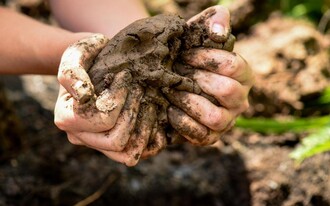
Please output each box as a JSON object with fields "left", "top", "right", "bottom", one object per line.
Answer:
{"left": 88, "top": 11, "right": 234, "bottom": 143}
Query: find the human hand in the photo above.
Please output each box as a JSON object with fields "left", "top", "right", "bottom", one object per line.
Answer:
{"left": 167, "top": 5, "right": 254, "bottom": 146}
{"left": 54, "top": 34, "right": 166, "bottom": 166}
{"left": 54, "top": 5, "right": 254, "bottom": 166}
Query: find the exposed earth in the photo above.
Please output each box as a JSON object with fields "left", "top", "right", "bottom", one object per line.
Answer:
{"left": 0, "top": 0, "right": 330, "bottom": 205}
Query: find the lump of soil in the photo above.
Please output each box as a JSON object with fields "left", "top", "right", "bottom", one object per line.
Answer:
{"left": 88, "top": 12, "right": 234, "bottom": 143}
{"left": 89, "top": 14, "right": 190, "bottom": 95}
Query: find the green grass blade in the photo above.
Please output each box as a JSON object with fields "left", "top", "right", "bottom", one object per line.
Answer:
{"left": 236, "top": 116, "right": 330, "bottom": 134}
{"left": 316, "top": 87, "right": 330, "bottom": 105}
{"left": 289, "top": 127, "right": 330, "bottom": 163}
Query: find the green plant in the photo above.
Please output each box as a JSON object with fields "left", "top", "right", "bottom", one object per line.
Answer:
{"left": 279, "top": 0, "right": 325, "bottom": 20}
{"left": 217, "top": 0, "right": 330, "bottom": 163}
{"left": 289, "top": 127, "right": 330, "bottom": 163}
{"left": 236, "top": 116, "right": 330, "bottom": 134}
{"left": 236, "top": 87, "right": 330, "bottom": 163}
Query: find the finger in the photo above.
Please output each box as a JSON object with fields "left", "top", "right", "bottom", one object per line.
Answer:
{"left": 182, "top": 68, "right": 250, "bottom": 110}
{"left": 63, "top": 84, "right": 144, "bottom": 152}
{"left": 54, "top": 86, "right": 79, "bottom": 131}
{"left": 187, "top": 5, "right": 231, "bottom": 43}
{"left": 55, "top": 70, "right": 131, "bottom": 132}
{"left": 168, "top": 106, "right": 221, "bottom": 146}
{"left": 147, "top": 69, "right": 201, "bottom": 94}
{"left": 99, "top": 84, "right": 144, "bottom": 151}
{"left": 58, "top": 34, "right": 109, "bottom": 103}
{"left": 165, "top": 90, "right": 234, "bottom": 132}
{"left": 141, "top": 125, "right": 167, "bottom": 159}
{"left": 181, "top": 48, "right": 254, "bottom": 86}
{"left": 95, "top": 69, "right": 131, "bottom": 114}
{"left": 101, "top": 103, "right": 157, "bottom": 166}
{"left": 174, "top": 64, "right": 246, "bottom": 109}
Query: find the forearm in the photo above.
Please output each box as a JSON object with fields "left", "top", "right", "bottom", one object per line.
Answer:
{"left": 49, "top": 0, "right": 149, "bottom": 38}
{"left": 0, "top": 7, "right": 89, "bottom": 75}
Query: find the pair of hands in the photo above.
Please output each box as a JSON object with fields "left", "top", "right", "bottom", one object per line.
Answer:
{"left": 54, "top": 6, "right": 254, "bottom": 166}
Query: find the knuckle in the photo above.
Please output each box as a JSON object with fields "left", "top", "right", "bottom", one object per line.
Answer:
{"left": 238, "top": 100, "right": 250, "bottom": 114}
{"left": 103, "top": 119, "right": 117, "bottom": 130}
{"left": 221, "top": 80, "right": 238, "bottom": 98}
{"left": 141, "top": 150, "right": 154, "bottom": 159}
{"left": 96, "top": 115, "right": 117, "bottom": 130}
{"left": 188, "top": 132, "right": 218, "bottom": 146}
{"left": 234, "top": 54, "right": 247, "bottom": 71}
{"left": 148, "top": 145, "right": 162, "bottom": 155}
{"left": 124, "top": 155, "right": 139, "bottom": 167}
{"left": 115, "top": 145, "right": 126, "bottom": 152}
{"left": 247, "top": 72, "right": 256, "bottom": 86}
{"left": 201, "top": 137, "right": 218, "bottom": 146}
{"left": 191, "top": 137, "right": 205, "bottom": 145}
{"left": 203, "top": 131, "right": 221, "bottom": 145}
{"left": 57, "top": 66, "right": 74, "bottom": 85}
{"left": 207, "top": 111, "right": 223, "bottom": 130}
{"left": 67, "top": 134, "right": 81, "bottom": 145}
{"left": 57, "top": 68, "right": 66, "bottom": 83}
{"left": 223, "top": 55, "right": 238, "bottom": 76}
{"left": 226, "top": 53, "right": 244, "bottom": 77}
{"left": 110, "top": 139, "right": 128, "bottom": 152}
{"left": 54, "top": 117, "right": 67, "bottom": 131}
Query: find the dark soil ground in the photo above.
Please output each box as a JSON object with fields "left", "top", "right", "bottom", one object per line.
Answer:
{"left": 1, "top": 0, "right": 330, "bottom": 206}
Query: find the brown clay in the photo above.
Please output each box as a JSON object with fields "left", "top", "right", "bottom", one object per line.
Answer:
{"left": 87, "top": 10, "right": 234, "bottom": 143}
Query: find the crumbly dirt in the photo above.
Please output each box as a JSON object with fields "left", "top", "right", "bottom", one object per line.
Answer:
{"left": 87, "top": 11, "right": 235, "bottom": 142}
{"left": 89, "top": 11, "right": 234, "bottom": 93}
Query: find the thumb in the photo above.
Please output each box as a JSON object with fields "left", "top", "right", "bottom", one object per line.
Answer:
{"left": 208, "top": 6, "right": 231, "bottom": 42}
{"left": 187, "top": 5, "right": 231, "bottom": 43}
{"left": 58, "top": 33, "right": 109, "bottom": 103}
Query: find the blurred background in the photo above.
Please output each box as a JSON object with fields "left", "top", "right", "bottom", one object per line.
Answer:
{"left": 1, "top": 0, "right": 330, "bottom": 205}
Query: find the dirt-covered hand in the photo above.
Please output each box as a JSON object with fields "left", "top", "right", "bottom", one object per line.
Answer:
{"left": 60, "top": 6, "right": 253, "bottom": 166}
{"left": 54, "top": 34, "right": 165, "bottom": 166}
{"left": 168, "top": 6, "right": 254, "bottom": 146}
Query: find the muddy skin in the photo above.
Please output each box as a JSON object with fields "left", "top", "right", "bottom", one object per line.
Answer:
{"left": 167, "top": 106, "right": 210, "bottom": 144}
{"left": 181, "top": 9, "right": 235, "bottom": 51}
{"left": 88, "top": 10, "right": 234, "bottom": 145}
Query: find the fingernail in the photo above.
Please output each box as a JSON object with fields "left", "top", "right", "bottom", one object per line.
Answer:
{"left": 212, "top": 23, "right": 225, "bottom": 35}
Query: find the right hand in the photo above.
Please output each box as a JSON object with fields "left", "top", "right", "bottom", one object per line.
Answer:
{"left": 54, "top": 34, "right": 165, "bottom": 166}
{"left": 167, "top": 6, "right": 254, "bottom": 146}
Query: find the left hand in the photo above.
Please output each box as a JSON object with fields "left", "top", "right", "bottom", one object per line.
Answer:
{"left": 54, "top": 34, "right": 166, "bottom": 166}
{"left": 166, "top": 5, "right": 254, "bottom": 146}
